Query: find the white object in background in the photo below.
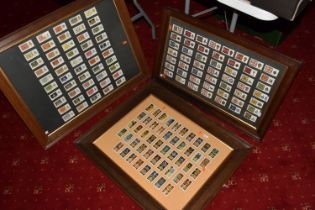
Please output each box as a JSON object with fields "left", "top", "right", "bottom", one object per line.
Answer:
{"left": 217, "top": 0, "right": 278, "bottom": 21}
{"left": 185, "top": 0, "right": 278, "bottom": 33}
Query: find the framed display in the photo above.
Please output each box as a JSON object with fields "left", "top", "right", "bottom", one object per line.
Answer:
{"left": 154, "top": 9, "right": 302, "bottom": 139}
{"left": 76, "top": 81, "right": 251, "bottom": 210}
{"left": 0, "top": 0, "right": 149, "bottom": 148}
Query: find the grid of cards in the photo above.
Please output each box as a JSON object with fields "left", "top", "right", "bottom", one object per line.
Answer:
{"left": 162, "top": 21, "right": 283, "bottom": 125}
{"left": 113, "top": 103, "right": 221, "bottom": 196}
{"left": 18, "top": 6, "right": 126, "bottom": 122}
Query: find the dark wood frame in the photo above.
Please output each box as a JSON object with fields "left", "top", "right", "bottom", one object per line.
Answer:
{"left": 76, "top": 80, "right": 252, "bottom": 210}
{"left": 153, "top": 9, "right": 302, "bottom": 140}
{"left": 0, "top": 0, "right": 149, "bottom": 149}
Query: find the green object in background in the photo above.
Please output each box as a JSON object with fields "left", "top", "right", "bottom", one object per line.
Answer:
{"left": 235, "top": 15, "right": 300, "bottom": 46}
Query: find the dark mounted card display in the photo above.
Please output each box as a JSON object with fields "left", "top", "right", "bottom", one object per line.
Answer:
{"left": 154, "top": 10, "right": 301, "bottom": 139}
{"left": 0, "top": 0, "right": 148, "bottom": 148}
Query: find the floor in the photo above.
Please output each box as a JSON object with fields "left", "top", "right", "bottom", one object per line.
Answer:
{"left": 0, "top": 0, "right": 314, "bottom": 209}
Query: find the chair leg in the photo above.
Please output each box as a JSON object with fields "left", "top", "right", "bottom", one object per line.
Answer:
{"left": 185, "top": 0, "right": 237, "bottom": 33}
{"left": 131, "top": 0, "right": 156, "bottom": 40}
{"left": 185, "top": 0, "right": 190, "bottom": 15}
{"left": 229, "top": 12, "right": 239, "bottom": 33}
{"left": 192, "top": 7, "right": 218, "bottom": 18}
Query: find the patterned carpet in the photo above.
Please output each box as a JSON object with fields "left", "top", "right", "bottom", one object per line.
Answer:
{"left": 0, "top": 0, "right": 314, "bottom": 209}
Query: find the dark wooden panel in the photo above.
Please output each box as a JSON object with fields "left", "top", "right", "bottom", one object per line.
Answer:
{"left": 0, "top": 0, "right": 149, "bottom": 148}
{"left": 153, "top": 9, "right": 301, "bottom": 139}
{"left": 76, "top": 81, "right": 252, "bottom": 210}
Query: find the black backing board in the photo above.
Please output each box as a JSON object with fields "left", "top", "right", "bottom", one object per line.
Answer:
{"left": 0, "top": 0, "right": 140, "bottom": 133}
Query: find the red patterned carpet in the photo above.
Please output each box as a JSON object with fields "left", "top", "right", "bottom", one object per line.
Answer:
{"left": 0, "top": 0, "right": 315, "bottom": 209}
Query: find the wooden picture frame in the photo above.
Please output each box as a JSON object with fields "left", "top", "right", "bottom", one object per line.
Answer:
{"left": 76, "top": 80, "right": 251, "bottom": 210}
{"left": 0, "top": 0, "right": 149, "bottom": 148}
{"left": 153, "top": 9, "right": 302, "bottom": 139}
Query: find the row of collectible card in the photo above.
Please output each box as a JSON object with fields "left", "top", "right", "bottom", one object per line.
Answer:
{"left": 18, "top": 6, "right": 127, "bottom": 122}
{"left": 113, "top": 102, "right": 220, "bottom": 196}
{"left": 162, "top": 20, "right": 284, "bottom": 125}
